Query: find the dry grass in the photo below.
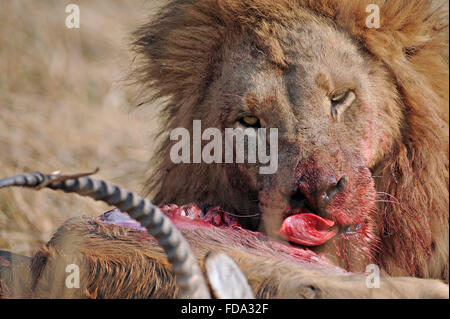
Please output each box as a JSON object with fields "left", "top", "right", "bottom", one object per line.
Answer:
{"left": 0, "top": 0, "right": 164, "bottom": 255}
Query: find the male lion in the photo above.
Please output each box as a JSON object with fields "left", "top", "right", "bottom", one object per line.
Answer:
{"left": 135, "top": 0, "right": 449, "bottom": 280}
{"left": 1, "top": 0, "right": 448, "bottom": 298}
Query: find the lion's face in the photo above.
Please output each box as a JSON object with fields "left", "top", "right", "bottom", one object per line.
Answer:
{"left": 199, "top": 19, "right": 401, "bottom": 271}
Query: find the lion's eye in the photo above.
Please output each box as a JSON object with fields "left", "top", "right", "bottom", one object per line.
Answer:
{"left": 239, "top": 116, "right": 261, "bottom": 128}
{"left": 329, "top": 90, "right": 355, "bottom": 121}
{"left": 330, "top": 91, "right": 348, "bottom": 104}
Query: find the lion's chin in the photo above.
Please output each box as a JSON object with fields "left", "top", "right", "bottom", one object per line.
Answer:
{"left": 271, "top": 204, "right": 375, "bottom": 271}
{"left": 310, "top": 222, "right": 376, "bottom": 272}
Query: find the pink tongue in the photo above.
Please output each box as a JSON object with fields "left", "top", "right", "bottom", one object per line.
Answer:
{"left": 279, "top": 213, "right": 338, "bottom": 246}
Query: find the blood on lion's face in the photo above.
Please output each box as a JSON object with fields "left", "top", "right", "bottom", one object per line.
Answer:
{"left": 179, "top": 18, "right": 401, "bottom": 272}
{"left": 143, "top": 0, "right": 448, "bottom": 279}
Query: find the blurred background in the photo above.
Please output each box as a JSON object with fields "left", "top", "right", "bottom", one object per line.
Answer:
{"left": 0, "top": 1, "right": 163, "bottom": 255}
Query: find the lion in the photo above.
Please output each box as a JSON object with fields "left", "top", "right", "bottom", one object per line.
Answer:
{"left": 133, "top": 0, "right": 449, "bottom": 281}
{"left": 0, "top": 0, "right": 448, "bottom": 298}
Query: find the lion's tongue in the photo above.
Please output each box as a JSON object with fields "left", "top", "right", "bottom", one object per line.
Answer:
{"left": 279, "top": 213, "right": 338, "bottom": 246}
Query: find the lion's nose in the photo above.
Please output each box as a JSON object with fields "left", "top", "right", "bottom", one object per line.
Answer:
{"left": 290, "top": 175, "right": 347, "bottom": 217}
{"left": 315, "top": 176, "right": 347, "bottom": 215}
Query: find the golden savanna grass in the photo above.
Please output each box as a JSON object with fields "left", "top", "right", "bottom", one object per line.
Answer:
{"left": 0, "top": 1, "right": 163, "bottom": 256}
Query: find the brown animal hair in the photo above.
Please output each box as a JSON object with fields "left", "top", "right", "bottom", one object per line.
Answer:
{"left": 2, "top": 215, "right": 448, "bottom": 298}
{"left": 1, "top": 0, "right": 448, "bottom": 299}
{"left": 132, "top": 0, "right": 449, "bottom": 281}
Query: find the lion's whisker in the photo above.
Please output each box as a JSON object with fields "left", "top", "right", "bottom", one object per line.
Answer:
{"left": 215, "top": 209, "right": 260, "bottom": 218}
{"left": 375, "top": 200, "right": 399, "bottom": 204}
{"left": 376, "top": 191, "right": 400, "bottom": 202}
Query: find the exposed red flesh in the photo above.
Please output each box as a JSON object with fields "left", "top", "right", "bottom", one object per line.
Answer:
{"left": 160, "top": 204, "right": 240, "bottom": 228}
{"left": 99, "top": 206, "right": 338, "bottom": 247}
{"left": 96, "top": 206, "right": 347, "bottom": 274}
{"left": 279, "top": 213, "right": 338, "bottom": 246}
